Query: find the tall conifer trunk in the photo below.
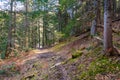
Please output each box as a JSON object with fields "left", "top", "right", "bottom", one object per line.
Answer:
{"left": 6, "top": 0, "right": 13, "bottom": 57}
{"left": 91, "top": 0, "right": 100, "bottom": 36}
{"left": 104, "top": 0, "right": 113, "bottom": 54}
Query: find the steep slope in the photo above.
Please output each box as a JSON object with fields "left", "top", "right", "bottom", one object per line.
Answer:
{"left": 0, "top": 31, "right": 120, "bottom": 80}
{"left": 48, "top": 31, "right": 120, "bottom": 80}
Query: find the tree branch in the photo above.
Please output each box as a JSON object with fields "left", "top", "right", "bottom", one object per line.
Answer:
{"left": 112, "top": 18, "right": 120, "bottom": 22}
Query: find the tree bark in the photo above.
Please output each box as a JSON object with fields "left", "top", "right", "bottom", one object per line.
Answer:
{"left": 104, "top": 0, "right": 113, "bottom": 54}
{"left": 25, "top": 0, "right": 29, "bottom": 48}
{"left": 6, "top": 0, "right": 13, "bottom": 57}
{"left": 38, "top": 20, "right": 41, "bottom": 48}
{"left": 13, "top": 0, "right": 16, "bottom": 49}
{"left": 112, "top": 0, "right": 116, "bottom": 18}
{"left": 91, "top": 0, "right": 101, "bottom": 36}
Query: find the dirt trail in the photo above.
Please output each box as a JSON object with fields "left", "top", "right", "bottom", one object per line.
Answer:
{"left": 0, "top": 32, "right": 90, "bottom": 80}
{"left": 0, "top": 48, "right": 71, "bottom": 80}
{"left": 0, "top": 31, "right": 120, "bottom": 80}
{"left": 0, "top": 49, "right": 49, "bottom": 66}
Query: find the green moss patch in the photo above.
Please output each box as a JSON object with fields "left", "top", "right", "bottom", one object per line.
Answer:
{"left": 78, "top": 56, "right": 120, "bottom": 80}
{"left": 72, "top": 50, "right": 83, "bottom": 59}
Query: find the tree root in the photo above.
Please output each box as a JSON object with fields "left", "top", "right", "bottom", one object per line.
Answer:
{"left": 104, "top": 47, "right": 120, "bottom": 57}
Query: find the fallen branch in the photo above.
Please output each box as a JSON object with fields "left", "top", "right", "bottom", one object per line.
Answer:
{"left": 94, "top": 36, "right": 103, "bottom": 42}
{"left": 112, "top": 18, "right": 120, "bottom": 22}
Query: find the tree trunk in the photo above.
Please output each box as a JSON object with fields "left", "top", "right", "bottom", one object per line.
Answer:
{"left": 6, "top": 0, "right": 13, "bottom": 57}
{"left": 13, "top": 12, "right": 16, "bottom": 48}
{"left": 38, "top": 20, "right": 41, "bottom": 48}
{"left": 42, "top": 17, "right": 45, "bottom": 48}
{"left": 111, "top": 0, "right": 116, "bottom": 19}
{"left": 91, "top": 0, "right": 101, "bottom": 36}
{"left": 104, "top": 0, "right": 113, "bottom": 54}
{"left": 58, "top": 9, "right": 62, "bottom": 32}
{"left": 25, "top": 0, "right": 29, "bottom": 48}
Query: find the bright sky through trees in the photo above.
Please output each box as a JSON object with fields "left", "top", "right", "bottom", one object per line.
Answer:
{"left": 0, "top": 0, "right": 24, "bottom": 11}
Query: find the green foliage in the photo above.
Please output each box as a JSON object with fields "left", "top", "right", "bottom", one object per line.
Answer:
{"left": 13, "top": 49, "right": 19, "bottom": 57}
{"left": 0, "top": 62, "right": 20, "bottom": 76}
{"left": 0, "top": 12, "right": 9, "bottom": 19}
{"left": 1, "top": 51, "right": 6, "bottom": 59}
{"left": 59, "top": 0, "right": 76, "bottom": 11}
{"left": 41, "top": 0, "right": 48, "bottom": 3}
{"left": 30, "top": 11, "right": 41, "bottom": 19}
{"left": 0, "top": 70, "right": 6, "bottom": 75}
{"left": 63, "top": 19, "right": 76, "bottom": 37}
{"left": 54, "top": 31, "right": 65, "bottom": 42}
{"left": 23, "top": 47, "right": 31, "bottom": 52}
{"left": 0, "top": 12, "right": 8, "bottom": 59}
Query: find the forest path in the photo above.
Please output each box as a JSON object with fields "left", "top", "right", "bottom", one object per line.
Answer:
{"left": 0, "top": 31, "right": 120, "bottom": 80}
{"left": 0, "top": 48, "right": 71, "bottom": 80}
{"left": 0, "top": 49, "right": 50, "bottom": 66}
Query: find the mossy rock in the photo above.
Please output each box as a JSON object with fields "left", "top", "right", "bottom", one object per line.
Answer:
{"left": 72, "top": 50, "right": 83, "bottom": 59}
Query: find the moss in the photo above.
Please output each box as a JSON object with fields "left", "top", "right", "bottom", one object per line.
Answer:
{"left": 21, "top": 74, "right": 35, "bottom": 80}
{"left": 72, "top": 50, "right": 83, "bottom": 59}
{"left": 78, "top": 64, "right": 85, "bottom": 70}
{"left": 52, "top": 42, "right": 67, "bottom": 51}
{"left": 86, "top": 46, "right": 93, "bottom": 51}
{"left": 74, "top": 45, "right": 120, "bottom": 80}
{"left": 52, "top": 36, "right": 79, "bottom": 52}
{"left": 86, "top": 46, "right": 102, "bottom": 57}
{"left": 79, "top": 72, "right": 93, "bottom": 80}
{"left": 33, "top": 62, "right": 42, "bottom": 69}
{"left": 78, "top": 56, "right": 120, "bottom": 80}
{"left": 64, "top": 58, "right": 78, "bottom": 65}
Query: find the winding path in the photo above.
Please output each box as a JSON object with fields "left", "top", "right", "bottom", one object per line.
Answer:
{"left": 0, "top": 48, "right": 71, "bottom": 80}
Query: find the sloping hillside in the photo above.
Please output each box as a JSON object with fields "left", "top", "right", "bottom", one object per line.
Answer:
{"left": 49, "top": 31, "right": 120, "bottom": 80}
{"left": 0, "top": 31, "right": 120, "bottom": 80}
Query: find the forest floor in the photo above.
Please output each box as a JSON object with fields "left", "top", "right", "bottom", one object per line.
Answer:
{"left": 0, "top": 32, "right": 120, "bottom": 80}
